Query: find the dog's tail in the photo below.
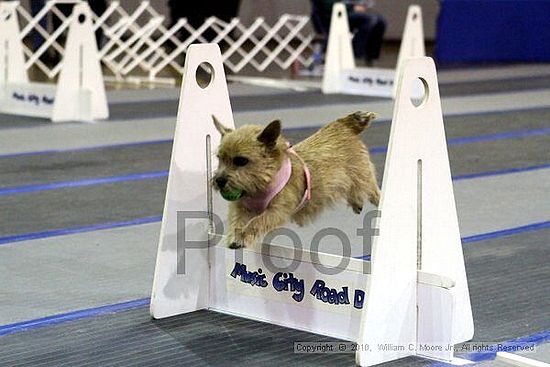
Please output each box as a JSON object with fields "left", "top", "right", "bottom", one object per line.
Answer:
{"left": 340, "top": 111, "right": 378, "bottom": 134}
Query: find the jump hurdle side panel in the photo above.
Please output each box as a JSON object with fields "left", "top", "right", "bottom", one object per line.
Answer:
{"left": 210, "top": 245, "right": 371, "bottom": 341}
{"left": 150, "top": 44, "right": 235, "bottom": 319}
{"left": 356, "top": 57, "right": 473, "bottom": 366}
{"left": 392, "top": 6, "right": 426, "bottom": 98}
{"left": 53, "top": 3, "right": 108, "bottom": 122}
{"left": 322, "top": 3, "right": 355, "bottom": 94}
{"left": 0, "top": 1, "right": 27, "bottom": 85}
{"left": 322, "top": 4, "right": 425, "bottom": 99}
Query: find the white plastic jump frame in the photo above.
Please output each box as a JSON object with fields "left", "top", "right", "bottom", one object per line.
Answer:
{"left": 0, "top": 1, "right": 108, "bottom": 122}
{"left": 323, "top": 4, "right": 425, "bottom": 98}
{"left": 150, "top": 44, "right": 474, "bottom": 366}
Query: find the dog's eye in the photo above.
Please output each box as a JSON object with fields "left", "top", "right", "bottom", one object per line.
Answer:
{"left": 233, "top": 156, "right": 249, "bottom": 167}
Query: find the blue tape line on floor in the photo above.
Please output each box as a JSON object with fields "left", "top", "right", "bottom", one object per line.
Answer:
{"left": 367, "top": 127, "right": 550, "bottom": 155}
{"left": 0, "top": 298, "right": 150, "bottom": 337}
{"left": 0, "top": 139, "right": 172, "bottom": 159}
{"left": 356, "top": 220, "right": 550, "bottom": 260}
{"left": 2, "top": 162, "right": 548, "bottom": 199}
{"left": 0, "top": 171, "right": 168, "bottom": 197}
{"left": 462, "top": 221, "right": 550, "bottom": 243}
{"left": 0, "top": 215, "right": 162, "bottom": 246}
{"left": 1, "top": 122, "right": 549, "bottom": 160}
{"left": 0, "top": 165, "right": 548, "bottom": 246}
{"left": 453, "top": 163, "right": 550, "bottom": 181}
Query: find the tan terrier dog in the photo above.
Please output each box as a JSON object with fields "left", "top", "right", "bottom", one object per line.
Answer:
{"left": 213, "top": 111, "right": 380, "bottom": 249}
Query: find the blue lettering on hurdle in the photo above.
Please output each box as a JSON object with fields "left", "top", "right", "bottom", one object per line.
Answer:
{"left": 230, "top": 262, "right": 268, "bottom": 288}
{"left": 353, "top": 289, "right": 365, "bottom": 309}
{"left": 272, "top": 272, "right": 305, "bottom": 302}
{"left": 309, "top": 279, "right": 351, "bottom": 305}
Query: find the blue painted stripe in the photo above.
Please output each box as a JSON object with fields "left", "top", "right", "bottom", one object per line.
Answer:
{"left": 356, "top": 220, "right": 550, "bottom": 261}
{"left": 0, "top": 139, "right": 172, "bottom": 159}
{"left": 0, "top": 298, "right": 150, "bottom": 337}
{"left": 0, "top": 127, "right": 548, "bottom": 198}
{"left": 1, "top": 158, "right": 546, "bottom": 201}
{"left": 1, "top": 162, "right": 547, "bottom": 201}
{"left": 1, "top": 121, "right": 549, "bottom": 160}
{"left": 429, "top": 329, "right": 550, "bottom": 366}
{"left": 0, "top": 215, "right": 162, "bottom": 246}
{"left": 0, "top": 164, "right": 548, "bottom": 247}
{"left": 453, "top": 163, "right": 550, "bottom": 181}
{"left": 367, "top": 127, "right": 550, "bottom": 155}
{"left": 0, "top": 171, "right": 168, "bottom": 197}
{"left": 447, "top": 127, "right": 550, "bottom": 145}
{"left": 462, "top": 221, "right": 550, "bottom": 244}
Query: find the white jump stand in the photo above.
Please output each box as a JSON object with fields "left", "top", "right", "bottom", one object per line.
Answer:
{"left": 322, "top": 4, "right": 425, "bottom": 98}
{"left": 150, "top": 44, "right": 474, "bottom": 366}
{"left": 0, "top": 2, "right": 108, "bottom": 122}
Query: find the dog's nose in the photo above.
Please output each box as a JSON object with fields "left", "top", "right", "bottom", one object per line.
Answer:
{"left": 215, "top": 176, "right": 227, "bottom": 189}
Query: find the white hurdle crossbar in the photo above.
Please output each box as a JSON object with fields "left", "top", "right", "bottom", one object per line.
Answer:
{"left": 150, "top": 43, "right": 474, "bottom": 366}
{"left": 323, "top": 3, "right": 425, "bottom": 98}
{"left": 0, "top": 1, "right": 108, "bottom": 122}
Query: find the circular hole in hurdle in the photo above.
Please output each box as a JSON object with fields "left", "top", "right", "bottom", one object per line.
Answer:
{"left": 4, "top": 12, "right": 11, "bottom": 21}
{"left": 78, "top": 13, "right": 86, "bottom": 24}
{"left": 196, "top": 62, "right": 214, "bottom": 89}
{"left": 338, "top": 10, "right": 343, "bottom": 18}
{"left": 412, "top": 12, "right": 418, "bottom": 20}
{"left": 410, "top": 77, "right": 429, "bottom": 108}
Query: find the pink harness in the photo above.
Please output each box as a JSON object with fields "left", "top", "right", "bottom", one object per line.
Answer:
{"left": 241, "top": 144, "right": 311, "bottom": 214}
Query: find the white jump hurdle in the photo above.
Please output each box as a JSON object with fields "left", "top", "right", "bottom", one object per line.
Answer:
{"left": 0, "top": 1, "right": 108, "bottom": 122}
{"left": 150, "top": 44, "right": 474, "bottom": 366}
{"left": 323, "top": 4, "right": 425, "bottom": 98}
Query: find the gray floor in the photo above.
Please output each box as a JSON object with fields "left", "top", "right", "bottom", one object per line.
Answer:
{"left": 0, "top": 229, "right": 547, "bottom": 367}
{"left": 2, "top": 89, "right": 550, "bottom": 156}
{"left": 23, "top": 74, "right": 550, "bottom": 123}
{"left": 1, "top": 168, "right": 548, "bottom": 326}
{"left": 0, "top": 114, "right": 548, "bottom": 238}
{"left": 0, "top": 67, "right": 549, "bottom": 366}
{"left": 1, "top": 107, "right": 549, "bottom": 187}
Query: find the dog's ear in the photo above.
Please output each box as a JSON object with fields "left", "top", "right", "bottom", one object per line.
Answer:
{"left": 257, "top": 120, "right": 281, "bottom": 148}
{"left": 212, "top": 115, "right": 232, "bottom": 136}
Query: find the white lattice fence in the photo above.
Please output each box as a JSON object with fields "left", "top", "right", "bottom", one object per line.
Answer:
{"left": 9, "top": 0, "right": 83, "bottom": 79}
{"left": 2, "top": 0, "right": 315, "bottom": 85}
{"left": 94, "top": 2, "right": 315, "bottom": 84}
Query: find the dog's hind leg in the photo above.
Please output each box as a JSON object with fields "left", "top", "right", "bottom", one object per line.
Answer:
{"left": 347, "top": 189, "right": 366, "bottom": 214}
{"left": 347, "top": 160, "right": 380, "bottom": 213}
{"left": 365, "top": 160, "right": 381, "bottom": 206}
{"left": 347, "top": 173, "right": 369, "bottom": 214}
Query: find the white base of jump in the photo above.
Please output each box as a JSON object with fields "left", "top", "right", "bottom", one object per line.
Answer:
{"left": 337, "top": 67, "right": 395, "bottom": 97}
{"left": 150, "top": 44, "right": 473, "bottom": 366}
{"left": 496, "top": 352, "right": 550, "bottom": 367}
{"left": 0, "top": 2, "right": 108, "bottom": 122}
{"left": 322, "top": 4, "right": 425, "bottom": 98}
